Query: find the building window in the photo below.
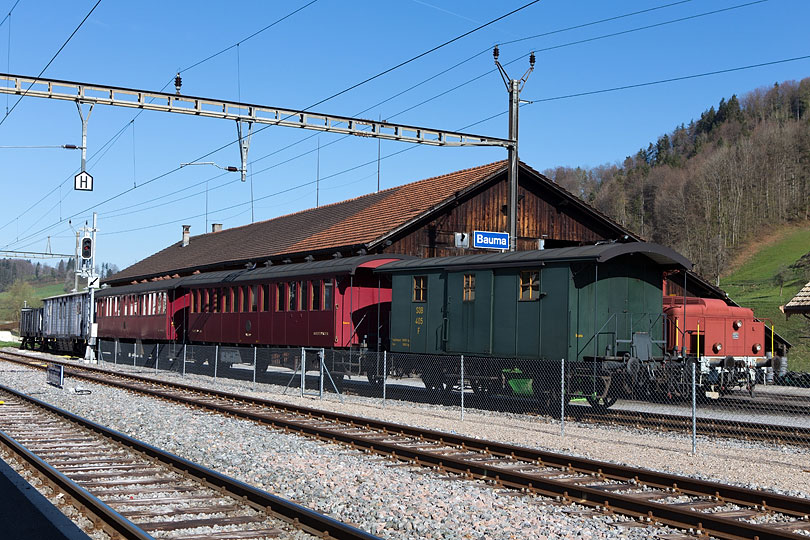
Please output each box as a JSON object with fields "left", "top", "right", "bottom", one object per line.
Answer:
{"left": 276, "top": 283, "right": 285, "bottom": 312}
{"left": 311, "top": 281, "right": 321, "bottom": 311}
{"left": 463, "top": 274, "right": 475, "bottom": 302}
{"left": 413, "top": 276, "right": 427, "bottom": 302}
{"left": 323, "top": 280, "right": 333, "bottom": 310}
{"left": 519, "top": 271, "right": 540, "bottom": 301}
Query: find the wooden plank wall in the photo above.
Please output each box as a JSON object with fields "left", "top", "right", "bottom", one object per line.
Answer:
{"left": 383, "top": 175, "right": 619, "bottom": 258}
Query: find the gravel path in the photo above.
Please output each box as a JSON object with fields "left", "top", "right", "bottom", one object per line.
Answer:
{"left": 0, "top": 357, "right": 686, "bottom": 539}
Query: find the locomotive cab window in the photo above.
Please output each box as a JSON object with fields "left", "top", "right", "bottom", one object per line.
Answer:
{"left": 413, "top": 276, "right": 427, "bottom": 302}
{"left": 463, "top": 274, "right": 475, "bottom": 302}
{"left": 519, "top": 271, "right": 540, "bottom": 301}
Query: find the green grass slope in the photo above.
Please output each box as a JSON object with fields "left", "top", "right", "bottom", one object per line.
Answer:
{"left": 0, "top": 281, "right": 66, "bottom": 321}
{"left": 720, "top": 225, "right": 810, "bottom": 372}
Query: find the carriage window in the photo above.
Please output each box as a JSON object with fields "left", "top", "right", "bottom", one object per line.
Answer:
{"left": 289, "top": 282, "right": 298, "bottom": 311}
{"left": 262, "top": 284, "right": 270, "bottom": 312}
{"left": 519, "top": 271, "right": 540, "bottom": 301}
{"left": 300, "top": 281, "right": 309, "bottom": 311}
{"left": 250, "top": 285, "right": 258, "bottom": 312}
{"left": 413, "top": 276, "right": 427, "bottom": 302}
{"left": 276, "top": 283, "right": 286, "bottom": 312}
{"left": 323, "top": 280, "right": 333, "bottom": 310}
{"left": 223, "top": 288, "right": 230, "bottom": 313}
{"left": 463, "top": 274, "right": 475, "bottom": 302}
{"left": 238, "top": 286, "right": 245, "bottom": 312}
{"left": 311, "top": 281, "right": 321, "bottom": 311}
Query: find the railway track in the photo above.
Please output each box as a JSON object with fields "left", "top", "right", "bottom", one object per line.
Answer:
{"left": 0, "top": 383, "right": 380, "bottom": 540}
{"left": 571, "top": 406, "right": 810, "bottom": 446}
{"left": 4, "top": 350, "right": 810, "bottom": 539}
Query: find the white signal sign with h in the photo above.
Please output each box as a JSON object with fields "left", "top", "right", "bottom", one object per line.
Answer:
{"left": 74, "top": 171, "right": 93, "bottom": 191}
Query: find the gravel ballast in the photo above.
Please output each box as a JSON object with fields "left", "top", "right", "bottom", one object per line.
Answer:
{"left": 2, "top": 353, "right": 808, "bottom": 538}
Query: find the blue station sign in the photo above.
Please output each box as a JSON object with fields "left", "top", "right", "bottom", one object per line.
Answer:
{"left": 473, "top": 230, "right": 509, "bottom": 250}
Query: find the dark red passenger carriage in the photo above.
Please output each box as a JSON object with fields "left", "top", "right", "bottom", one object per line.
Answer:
{"left": 182, "top": 255, "right": 406, "bottom": 349}
{"left": 95, "top": 280, "right": 183, "bottom": 342}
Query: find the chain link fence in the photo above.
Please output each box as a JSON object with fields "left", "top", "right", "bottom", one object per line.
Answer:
{"left": 96, "top": 339, "right": 810, "bottom": 452}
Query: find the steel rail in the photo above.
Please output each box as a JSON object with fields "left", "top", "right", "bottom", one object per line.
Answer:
{"left": 573, "top": 407, "right": 810, "bottom": 446}
{"left": 4, "top": 352, "right": 809, "bottom": 539}
{"left": 0, "top": 383, "right": 381, "bottom": 540}
{"left": 0, "top": 424, "right": 154, "bottom": 540}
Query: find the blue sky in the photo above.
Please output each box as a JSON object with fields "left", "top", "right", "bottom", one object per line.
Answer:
{"left": 0, "top": 0, "right": 807, "bottom": 270}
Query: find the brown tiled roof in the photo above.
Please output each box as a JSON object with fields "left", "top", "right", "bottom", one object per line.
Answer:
{"left": 784, "top": 281, "right": 810, "bottom": 315}
{"left": 108, "top": 161, "right": 508, "bottom": 284}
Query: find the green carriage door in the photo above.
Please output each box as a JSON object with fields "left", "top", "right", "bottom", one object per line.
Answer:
{"left": 445, "top": 271, "right": 491, "bottom": 354}
{"left": 515, "top": 269, "right": 541, "bottom": 358}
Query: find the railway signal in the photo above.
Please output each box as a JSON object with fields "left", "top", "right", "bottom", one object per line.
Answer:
{"left": 81, "top": 237, "right": 93, "bottom": 259}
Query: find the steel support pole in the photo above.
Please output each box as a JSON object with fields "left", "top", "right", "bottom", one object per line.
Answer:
{"left": 253, "top": 346, "right": 257, "bottom": 389}
{"left": 319, "top": 350, "right": 324, "bottom": 400}
{"left": 561, "top": 358, "right": 566, "bottom": 438}
{"left": 507, "top": 79, "right": 519, "bottom": 252}
{"left": 113, "top": 339, "right": 117, "bottom": 367}
{"left": 214, "top": 345, "right": 218, "bottom": 382}
{"left": 382, "top": 350, "right": 387, "bottom": 407}
{"left": 182, "top": 345, "right": 186, "bottom": 377}
{"left": 300, "top": 347, "right": 305, "bottom": 397}
{"left": 691, "top": 361, "right": 697, "bottom": 455}
{"left": 155, "top": 343, "right": 159, "bottom": 375}
{"left": 460, "top": 354, "right": 465, "bottom": 421}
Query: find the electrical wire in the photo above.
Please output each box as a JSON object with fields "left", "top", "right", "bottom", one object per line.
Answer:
{"left": 97, "top": 51, "right": 810, "bottom": 237}
{"left": 0, "top": 1, "right": 318, "bottom": 236}
{"left": 5, "top": 0, "right": 545, "bottom": 247}
{"left": 0, "top": 0, "right": 779, "bottom": 248}
{"left": 0, "top": 0, "right": 101, "bottom": 128}
{"left": 1, "top": 0, "right": 708, "bottom": 239}
{"left": 0, "top": 0, "right": 21, "bottom": 29}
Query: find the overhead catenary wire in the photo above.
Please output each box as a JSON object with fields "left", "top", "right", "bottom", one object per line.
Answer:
{"left": 0, "top": 0, "right": 735, "bottom": 238}
{"left": 0, "top": 0, "right": 101, "bottom": 128}
{"left": 99, "top": 0, "right": 757, "bottom": 221}
{"left": 4, "top": 0, "right": 544, "bottom": 248}
{"left": 96, "top": 51, "right": 810, "bottom": 237}
{"left": 0, "top": 1, "right": 319, "bottom": 236}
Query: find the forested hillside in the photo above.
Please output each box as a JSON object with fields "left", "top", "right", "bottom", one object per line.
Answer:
{"left": 544, "top": 78, "right": 810, "bottom": 285}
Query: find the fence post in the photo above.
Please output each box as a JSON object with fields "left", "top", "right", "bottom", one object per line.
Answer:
{"left": 460, "top": 354, "right": 465, "bottom": 422}
{"left": 133, "top": 343, "right": 137, "bottom": 368}
{"left": 300, "top": 347, "right": 305, "bottom": 397}
{"left": 214, "top": 345, "right": 218, "bottom": 382}
{"left": 113, "top": 339, "right": 118, "bottom": 367}
{"left": 155, "top": 344, "right": 159, "bottom": 375}
{"left": 182, "top": 345, "right": 186, "bottom": 377}
{"left": 382, "top": 350, "right": 387, "bottom": 407}
{"left": 561, "top": 358, "right": 565, "bottom": 438}
{"left": 253, "top": 346, "right": 257, "bottom": 390}
{"left": 319, "top": 350, "right": 324, "bottom": 400}
{"left": 691, "top": 360, "right": 697, "bottom": 455}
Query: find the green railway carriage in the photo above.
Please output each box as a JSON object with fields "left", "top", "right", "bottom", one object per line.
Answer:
{"left": 376, "top": 243, "right": 691, "bottom": 401}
